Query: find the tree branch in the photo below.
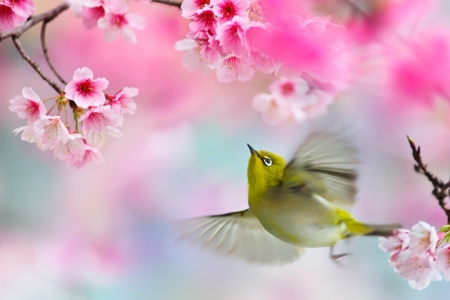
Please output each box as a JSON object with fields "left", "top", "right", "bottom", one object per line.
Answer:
{"left": 12, "top": 36, "right": 64, "bottom": 94}
{"left": 407, "top": 136, "right": 450, "bottom": 223}
{"left": 152, "top": 0, "right": 183, "bottom": 8}
{"left": 40, "top": 20, "right": 67, "bottom": 85}
{"left": 0, "top": 3, "right": 69, "bottom": 41}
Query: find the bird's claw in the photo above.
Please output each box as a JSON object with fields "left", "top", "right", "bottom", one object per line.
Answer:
{"left": 329, "top": 246, "right": 351, "bottom": 266}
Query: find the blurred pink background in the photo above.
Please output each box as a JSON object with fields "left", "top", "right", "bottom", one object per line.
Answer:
{"left": 2, "top": 0, "right": 450, "bottom": 298}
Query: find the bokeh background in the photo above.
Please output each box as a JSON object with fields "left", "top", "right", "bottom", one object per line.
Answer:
{"left": 2, "top": 0, "right": 450, "bottom": 299}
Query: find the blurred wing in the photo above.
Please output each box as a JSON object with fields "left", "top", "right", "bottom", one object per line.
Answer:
{"left": 283, "top": 131, "right": 359, "bottom": 206}
{"left": 177, "top": 209, "right": 304, "bottom": 265}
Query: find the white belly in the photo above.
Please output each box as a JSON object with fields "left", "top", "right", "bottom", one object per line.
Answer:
{"left": 252, "top": 193, "right": 347, "bottom": 248}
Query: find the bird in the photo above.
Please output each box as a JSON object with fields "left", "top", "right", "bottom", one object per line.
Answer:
{"left": 178, "top": 130, "right": 401, "bottom": 265}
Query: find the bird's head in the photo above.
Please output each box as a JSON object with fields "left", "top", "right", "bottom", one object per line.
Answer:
{"left": 247, "top": 144, "right": 286, "bottom": 190}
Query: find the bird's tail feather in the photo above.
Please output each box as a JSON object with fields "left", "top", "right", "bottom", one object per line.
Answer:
{"left": 363, "top": 223, "right": 403, "bottom": 237}
{"left": 344, "top": 218, "right": 402, "bottom": 237}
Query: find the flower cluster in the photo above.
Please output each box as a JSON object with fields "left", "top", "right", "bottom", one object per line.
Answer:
{"left": 0, "top": 0, "right": 35, "bottom": 31}
{"left": 252, "top": 77, "right": 333, "bottom": 125}
{"left": 9, "top": 67, "right": 137, "bottom": 168}
{"left": 67, "top": 0, "right": 145, "bottom": 43}
{"left": 379, "top": 221, "right": 450, "bottom": 290}
{"left": 176, "top": 0, "right": 347, "bottom": 125}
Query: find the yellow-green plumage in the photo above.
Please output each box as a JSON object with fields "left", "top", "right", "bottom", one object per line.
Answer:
{"left": 179, "top": 131, "right": 401, "bottom": 265}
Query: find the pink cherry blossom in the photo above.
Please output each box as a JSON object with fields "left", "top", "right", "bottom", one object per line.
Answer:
{"left": 395, "top": 251, "right": 442, "bottom": 290}
{"left": 33, "top": 116, "right": 69, "bottom": 149}
{"left": 109, "top": 87, "right": 138, "bottom": 115}
{"left": 216, "top": 16, "right": 246, "bottom": 57}
{"left": 175, "top": 38, "right": 212, "bottom": 73}
{"left": 79, "top": 105, "right": 119, "bottom": 134}
{"left": 181, "top": 0, "right": 211, "bottom": 18}
{"left": 81, "top": 1, "right": 106, "bottom": 29}
{"left": 9, "top": 87, "right": 47, "bottom": 125}
{"left": 213, "top": 55, "right": 254, "bottom": 82}
{"left": 189, "top": 7, "right": 216, "bottom": 33}
{"left": 73, "top": 144, "right": 104, "bottom": 168}
{"left": 211, "top": 0, "right": 249, "bottom": 24}
{"left": 409, "top": 221, "right": 439, "bottom": 255}
{"left": 3, "top": 0, "right": 34, "bottom": 18}
{"left": 0, "top": 3, "right": 27, "bottom": 31}
{"left": 189, "top": 30, "right": 222, "bottom": 63}
{"left": 252, "top": 93, "right": 293, "bottom": 125}
{"left": 252, "top": 77, "right": 334, "bottom": 125}
{"left": 436, "top": 244, "right": 450, "bottom": 281}
{"left": 13, "top": 125, "right": 49, "bottom": 151}
{"left": 86, "top": 126, "right": 122, "bottom": 149}
{"left": 54, "top": 133, "right": 88, "bottom": 166}
{"left": 97, "top": 2, "right": 145, "bottom": 44}
{"left": 64, "top": 67, "right": 109, "bottom": 108}
{"left": 379, "top": 229, "right": 410, "bottom": 253}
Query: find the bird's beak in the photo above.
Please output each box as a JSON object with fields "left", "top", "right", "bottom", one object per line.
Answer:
{"left": 247, "top": 144, "right": 259, "bottom": 157}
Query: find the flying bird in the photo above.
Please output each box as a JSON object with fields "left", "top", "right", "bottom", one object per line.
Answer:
{"left": 178, "top": 130, "right": 401, "bottom": 265}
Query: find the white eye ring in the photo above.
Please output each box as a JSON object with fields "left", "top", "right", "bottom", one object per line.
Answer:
{"left": 263, "top": 157, "right": 272, "bottom": 166}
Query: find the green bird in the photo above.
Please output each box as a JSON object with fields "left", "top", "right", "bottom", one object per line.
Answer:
{"left": 179, "top": 130, "right": 401, "bottom": 265}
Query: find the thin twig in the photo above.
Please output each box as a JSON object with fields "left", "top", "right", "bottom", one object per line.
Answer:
{"left": 0, "top": 3, "right": 69, "bottom": 41}
{"left": 12, "top": 36, "right": 63, "bottom": 94}
{"left": 40, "top": 20, "right": 67, "bottom": 85}
{"left": 152, "top": 0, "right": 183, "bottom": 8}
{"left": 407, "top": 136, "right": 450, "bottom": 224}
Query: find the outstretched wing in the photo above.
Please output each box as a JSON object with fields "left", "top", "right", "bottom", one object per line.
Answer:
{"left": 283, "top": 131, "right": 359, "bottom": 206}
{"left": 177, "top": 209, "right": 304, "bottom": 265}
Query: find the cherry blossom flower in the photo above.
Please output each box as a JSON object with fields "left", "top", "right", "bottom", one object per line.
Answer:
{"left": 13, "top": 125, "right": 49, "bottom": 151}
{"left": 252, "top": 77, "right": 334, "bottom": 125}
{"left": 379, "top": 229, "right": 410, "bottom": 253}
{"left": 395, "top": 251, "right": 442, "bottom": 290}
{"left": 86, "top": 126, "right": 122, "bottom": 150}
{"left": 54, "top": 133, "right": 88, "bottom": 166}
{"left": 73, "top": 145, "right": 104, "bottom": 168}
{"left": 212, "top": 0, "right": 249, "bottom": 24}
{"left": 0, "top": 2, "right": 27, "bottom": 31}
{"left": 181, "top": 0, "right": 211, "bottom": 18}
{"left": 215, "top": 16, "right": 246, "bottom": 57}
{"left": 409, "top": 221, "right": 439, "bottom": 255}
{"left": 212, "top": 55, "right": 254, "bottom": 82}
{"left": 109, "top": 87, "right": 138, "bottom": 115}
{"left": 97, "top": 1, "right": 145, "bottom": 44}
{"left": 175, "top": 38, "right": 212, "bottom": 73}
{"left": 436, "top": 244, "right": 450, "bottom": 281}
{"left": 81, "top": 0, "right": 106, "bottom": 29}
{"left": 9, "top": 87, "right": 47, "bottom": 125}
{"left": 33, "top": 116, "right": 70, "bottom": 149}
{"left": 189, "top": 7, "right": 217, "bottom": 33}
{"left": 64, "top": 67, "right": 109, "bottom": 108}
{"left": 3, "top": 0, "right": 34, "bottom": 18}
{"left": 190, "top": 30, "right": 222, "bottom": 63}
{"left": 79, "top": 105, "right": 119, "bottom": 134}
{"left": 378, "top": 221, "right": 450, "bottom": 290}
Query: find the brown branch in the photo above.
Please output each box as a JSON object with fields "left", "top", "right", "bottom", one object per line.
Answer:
{"left": 0, "top": 3, "right": 69, "bottom": 41}
{"left": 12, "top": 36, "right": 63, "bottom": 94}
{"left": 152, "top": 0, "right": 183, "bottom": 8}
{"left": 40, "top": 20, "right": 67, "bottom": 85}
{"left": 407, "top": 136, "right": 450, "bottom": 223}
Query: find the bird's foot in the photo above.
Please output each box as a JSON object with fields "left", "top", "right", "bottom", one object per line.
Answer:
{"left": 329, "top": 246, "right": 351, "bottom": 266}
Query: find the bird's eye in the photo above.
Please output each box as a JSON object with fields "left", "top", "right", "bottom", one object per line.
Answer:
{"left": 263, "top": 157, "right": 272, "bottom": 166}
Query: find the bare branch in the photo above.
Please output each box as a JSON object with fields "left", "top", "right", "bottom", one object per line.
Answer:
{"left": 40, "top": 20, "right": 67, "bottom": 85}
{"left": 12, "top": 36, "right": 64, "bottom": 94}
{"left": 152, "top": 0, "right": 183, "bottom": 8}
{"left": 0, "top": 3, "right": 69, "bottom": 41}
{"left": 407, "top": 136, "right": 450, "bottom": 223}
